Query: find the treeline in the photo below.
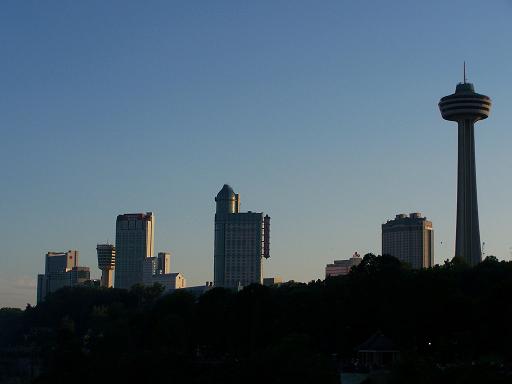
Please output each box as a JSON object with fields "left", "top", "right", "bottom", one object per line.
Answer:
{"left": 2, "top": 255, "right": 512, "bottom": 383}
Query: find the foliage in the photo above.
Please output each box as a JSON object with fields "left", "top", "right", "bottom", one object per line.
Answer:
{"left": 3, "top": 254, "right": 512, "bottom": 383}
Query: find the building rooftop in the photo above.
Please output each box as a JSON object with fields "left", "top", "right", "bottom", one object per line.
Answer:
{"left": 357, "top": 332, "right": 398, "bottom": 352}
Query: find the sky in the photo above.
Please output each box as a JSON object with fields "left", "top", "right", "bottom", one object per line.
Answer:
{"left": 1, "top": 0, "right": 512, "bottom": 308}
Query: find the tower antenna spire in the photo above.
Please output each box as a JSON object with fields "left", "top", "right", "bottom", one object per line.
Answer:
{"left": 463, "top": 61, "right": 466, "bottom": 84}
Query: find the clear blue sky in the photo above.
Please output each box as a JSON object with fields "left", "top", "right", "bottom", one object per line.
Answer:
{"left": 1, "top": 0, "right": 512, "bottom": 307}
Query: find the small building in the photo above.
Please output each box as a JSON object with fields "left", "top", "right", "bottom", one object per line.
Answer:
{"left": 142, "top": 255, "right": 186, "bottom": 292}
{"left": 150, "top": 273, "right": 186, "bottom": 291}
{"left": 263, "top": 276, "right": 283, "bottom": 286}
{"left": 325, "top": 252, "right": 362, "bottom": 278}
{"left": 183, "top": 282, "right": 214, "bottom": 297}
{"left": 356, "top": 332, "right": 400, "bottom": 369}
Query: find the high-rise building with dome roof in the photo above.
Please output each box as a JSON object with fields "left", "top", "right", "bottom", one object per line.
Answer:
{"left": 214, "top": 184, "right": 270, "bottom": 288}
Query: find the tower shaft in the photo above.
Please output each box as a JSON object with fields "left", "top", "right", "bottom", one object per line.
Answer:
{"left": 456, "top": 119, "right": 481, "bottom": 265}
{"left": 100, "top": 268, "right": 114, "bottom": 288}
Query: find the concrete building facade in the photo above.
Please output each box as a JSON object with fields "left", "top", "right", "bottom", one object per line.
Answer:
{"left": 142, "top": 256, "right": 186, "bottom": 291}
{"left": 439, "top": 78, "right": 491, "bottom": 265}
{"left": 214, "top": 184, "right": 270, "bottom": 289}
{"left": 37, "top": 250, "right": 90, "bottom": 303}
{"left": 114, "top": 212, "right": 154, "bottom": 289}
{"left": 325, "top": 252, "right": 362, "bottom": 278}
{"left": 382, "top": 213, "right": 433, "bottom": 269}
{"left": 44, "top": 250, "right": 78, "bottom": 274}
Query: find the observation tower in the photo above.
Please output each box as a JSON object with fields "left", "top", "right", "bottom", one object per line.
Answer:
{"left": 97, "top": 243, "right": 116, "bottom": 287}
{"left": 439, "top": 66, "right": 492, "bottom": 265}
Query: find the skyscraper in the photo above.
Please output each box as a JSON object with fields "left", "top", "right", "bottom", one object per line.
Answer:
{"left": 114, "top": 212, "right": 154, "bottom": 289}
{"left": 382, "top": 213, "right": 433, "bottom": 269}
{"left": 97, "top": 244, "right": 115, "bottom": 288}
{"left": 214, "top": 184, "right": 270, "bottom": 288}
{"left": 439, "top": 73, "right": 492, "bottom": 265}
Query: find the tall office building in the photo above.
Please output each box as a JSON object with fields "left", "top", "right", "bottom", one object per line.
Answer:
{"left": 114, "top": 212, "right": 154, "bottom": 289}
{"left": 439, "top": 73, "right": 492, "bottom": 265}
{"left": 37, "top": 250, "right": 90, "bottom": 303}
{"left": 214, "top": 184, "right": 270, "bottom": 288}
{"left": 382, "top": 213, "right": 433, "bottom": 269}
{"left": 97, "top": 244, "right": 115, "bottom": 287}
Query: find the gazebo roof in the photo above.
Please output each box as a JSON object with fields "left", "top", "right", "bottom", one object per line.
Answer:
{"left": 357, "top": 332, "right": 398, "bottom": 352}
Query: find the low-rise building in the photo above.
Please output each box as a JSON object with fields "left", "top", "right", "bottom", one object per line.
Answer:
{"left": 263, "top": 276, "right": 283, "bottom": 286}
{"left": 325, "top": 252, "right": 362, "bottom": 278}
{"left": 142, "top": 253, "right": 186, "bottom": 292}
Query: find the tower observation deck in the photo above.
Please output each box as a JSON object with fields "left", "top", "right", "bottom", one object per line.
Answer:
{"left": 439, "top": 77, "right": 492, "bottom": 266}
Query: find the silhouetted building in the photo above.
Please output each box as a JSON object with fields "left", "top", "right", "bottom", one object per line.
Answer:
{"left": 157, "top": 252, "right": 171, "bottom": 274}
{"left": 214, "top": 184, "right": 270, "bottom": 288}
{"left": 36, "top": 250, "right": 90, "bottom": 303}
{"left": 263, "top": 276, "right": 283, "bottom": 286}
{"left": 439, "top": 77, "right": 491, "bottom": 265}
{"left": 183, "top": 282, "right": 214, "bottom": 297}
{"left": 357, "top": 332, "right": 400, "bottom": 369}
{"left": 382, "top": 213, "right": 433, "bottom": 269}
{"left": 325, "top": 252, "right": 362, "bottom": 278}
{"left": 97, "top": 244, "right": 115, "bottom": 287}
{"left": 114, "top": 212, "right": 154, "bottom": 289}
{"left": 142, "top": 256, "right": 157, "bottom": 282}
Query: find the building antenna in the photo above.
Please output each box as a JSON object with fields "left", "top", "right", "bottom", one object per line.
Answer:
{"left": 463, "top": 61, "right": 467, "bottom": 84}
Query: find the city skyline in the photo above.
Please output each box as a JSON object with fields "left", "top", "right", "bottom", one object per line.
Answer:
{"left": 2, "top": 1, "right": 512, "bottom": 307}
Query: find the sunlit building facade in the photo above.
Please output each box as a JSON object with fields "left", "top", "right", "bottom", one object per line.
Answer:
{"left": 382, "top": 213, "right": 433, "bottom": 269}
{"left": 37, "top": 250, "right": 90, "bottom": 303}
{"left": 114, "top": 212, "right": 154, "bottom": 289}
{"left": 325, "top": 252, "right": 362, "bottom": 278}
{"left": 214, "top": 184, "right": 270, "bottom": 289}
